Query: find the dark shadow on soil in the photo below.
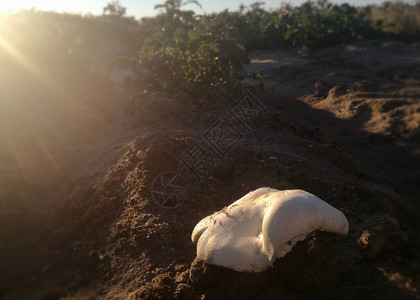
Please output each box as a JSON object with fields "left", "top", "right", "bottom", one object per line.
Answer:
{"left": 261, "top": 90, "right": 420, "bottom": 215}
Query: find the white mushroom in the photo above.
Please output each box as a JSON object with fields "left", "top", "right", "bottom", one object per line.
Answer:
{"left": 192, "top": 188, "right": 349, "bottom": 272}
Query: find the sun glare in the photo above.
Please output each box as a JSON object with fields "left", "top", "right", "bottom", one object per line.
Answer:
{"left": 0, "top": 30, "right": 52, "bottom": 93}
{"left": 0, "top": 1, "right": 94, "bottom": 14}
{"left": 0, "top": 7, "right": 107, "bottom": 181}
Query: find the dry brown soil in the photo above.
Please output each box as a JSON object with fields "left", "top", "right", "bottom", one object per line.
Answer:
{"left": 1, "top": 41, "right": 419, "bottom": 299}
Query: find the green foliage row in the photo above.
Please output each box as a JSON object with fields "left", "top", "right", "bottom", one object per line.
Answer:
{"left": 368, "top": 1, "right": 420, "bottom": 42}
{"left": 131, "top": 0, "right": 419, "bottom": 96}
{"left": 2, "top": 0, "right": 418, "bottom": 97}
{"left": 203, "top": 0, "right": 420, "bottom": 51}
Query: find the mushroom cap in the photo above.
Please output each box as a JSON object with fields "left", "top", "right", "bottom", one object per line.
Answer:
{"left": 192, "top": 188, "right": 349, "bottom": 272}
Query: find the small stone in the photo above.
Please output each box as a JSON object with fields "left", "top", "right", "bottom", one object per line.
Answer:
{"left": 357, "top": 226, "right": 386, "bottom": 258}
{"left": 357, "top": 215, "right": 407, "bottom": 259}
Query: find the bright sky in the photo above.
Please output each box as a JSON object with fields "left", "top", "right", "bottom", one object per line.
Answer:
{"left": 0, "top": 0, "right": 389, "bottom": 18}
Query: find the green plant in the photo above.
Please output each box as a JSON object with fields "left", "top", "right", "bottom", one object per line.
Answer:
{"left": 132, "top": 0, "right": 251, "bottom": 97}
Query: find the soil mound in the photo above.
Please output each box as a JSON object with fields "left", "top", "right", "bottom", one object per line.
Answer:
{"left": 1, "top": 41, "right": 419, "bottom": 299}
